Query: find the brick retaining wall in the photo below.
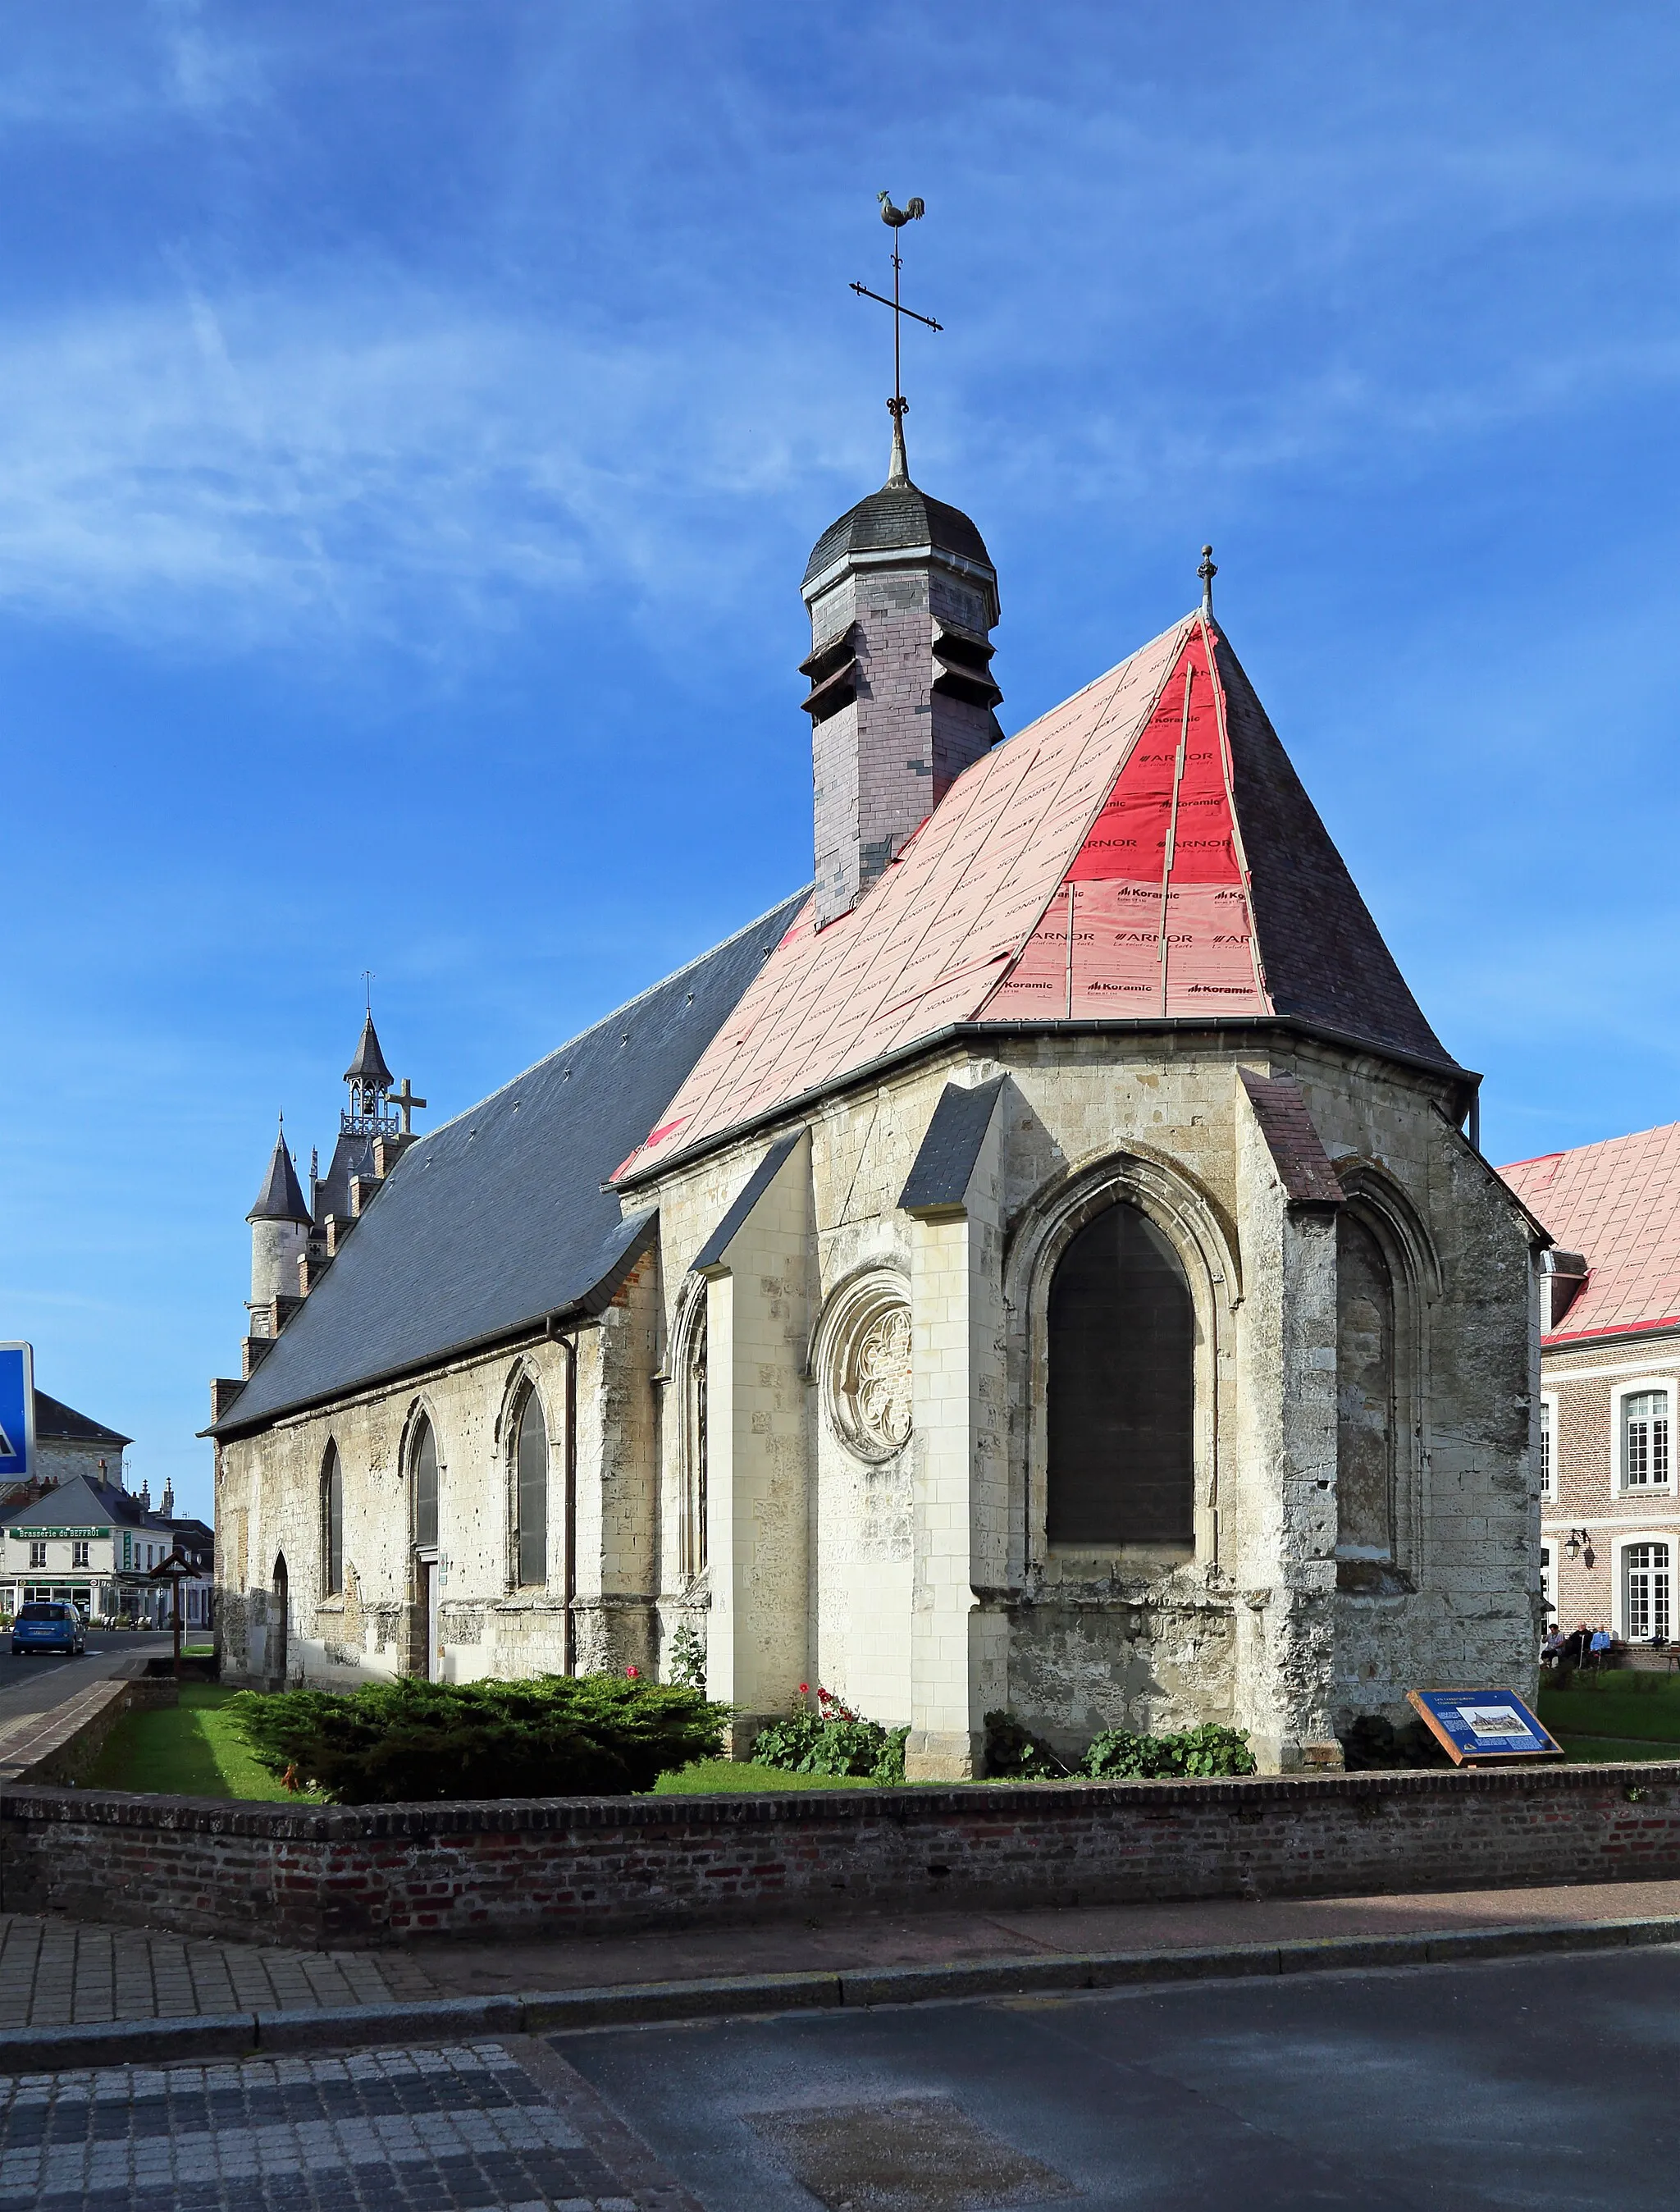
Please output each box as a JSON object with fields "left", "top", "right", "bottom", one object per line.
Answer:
{"left": 4, "top": 1762, "right": 1680, "bottom": 1949}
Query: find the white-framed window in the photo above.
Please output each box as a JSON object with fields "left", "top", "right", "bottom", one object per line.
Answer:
{"left": 1539, "top": 1392, "right": 1558, "bottom": 1501}
{"left": 1614, "top": 1381, "right": 1674, "bottom": 1493}
{"left": 1623, "top": 1539, "right": 1673, "bottom": 1642}
{"left": 71, "top": 1542, "right": 89, "bottom": 1568}
{"left": 27, "top": 1542, "right": 45, "bottom": 1569}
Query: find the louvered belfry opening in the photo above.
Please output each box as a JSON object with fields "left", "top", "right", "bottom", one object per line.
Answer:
{"left": 1048, "top": 1202, "right": 1195, "bottom": 1547}
{"left": 801, "top": 468, "right": 1001, "bottom": 927}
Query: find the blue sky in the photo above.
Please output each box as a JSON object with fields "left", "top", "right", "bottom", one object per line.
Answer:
{"left": 6, "top": 2, "right": 1680, "bottom": 1516}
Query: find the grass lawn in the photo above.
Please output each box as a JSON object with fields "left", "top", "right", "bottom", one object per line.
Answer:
{"left": 82, "top": 1684, "right": 320, "bottom": 1802}
{"left": 651, "top": 1759, "right": 887, "bottom": 1794}
{"left": 1554, "top": 1734, "right": 1680, "bottom": 1765}
{"left": 1539, "top": 1675, "right": 1680, "bottom": 1747}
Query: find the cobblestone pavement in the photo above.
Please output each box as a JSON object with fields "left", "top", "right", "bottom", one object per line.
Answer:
{"left": 0, "top": 2039, "right": 692, "bottom": 2212}
{"left": 0, "top": 1917, "right": 441, "bottom": 2027}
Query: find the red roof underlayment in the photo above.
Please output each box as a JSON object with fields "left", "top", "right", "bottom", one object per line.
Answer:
{"left": 1501, "top": 1122, "right": 1680, "bottom": 1346}
{"left": 617, "top": 611, "right": 1456, "bottom": 1182}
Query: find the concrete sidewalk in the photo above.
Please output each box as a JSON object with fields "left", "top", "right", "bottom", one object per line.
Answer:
{"left": 3, "top": 1875, "right": 1680, "bottom": 2050}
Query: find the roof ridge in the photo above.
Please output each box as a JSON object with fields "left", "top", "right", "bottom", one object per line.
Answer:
{"left": 1504, "top": 1118, "right": 1680, "bottom": 1172}
{"left": 414, "top": 890, "right": 812, "bottom": 1151}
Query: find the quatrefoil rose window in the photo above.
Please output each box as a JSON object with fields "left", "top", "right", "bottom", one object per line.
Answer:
{"left": 827, "top": 1280, "right": 914, "bottom": 1460}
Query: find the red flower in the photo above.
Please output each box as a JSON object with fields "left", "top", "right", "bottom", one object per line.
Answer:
{"left": 799, "top": 1683, "right": 810, "bottom": 1694}
{"left": 625, "top": 1665, "right": 640, "bottom": 1679}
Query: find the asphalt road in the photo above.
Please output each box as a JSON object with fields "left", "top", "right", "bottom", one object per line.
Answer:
{"left": 561, "top": 1945, "right": 1680, "bottom": 2210}
{"left": 0, "top": 1631, "right": 162, "bottom": 1748}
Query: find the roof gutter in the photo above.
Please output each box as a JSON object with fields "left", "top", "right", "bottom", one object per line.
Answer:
{"left": 614, "top": 1017, "right": 1476, "bottom": 1196}
{"left": 203, "top": 1213, "right": 658, "bottom": 1445}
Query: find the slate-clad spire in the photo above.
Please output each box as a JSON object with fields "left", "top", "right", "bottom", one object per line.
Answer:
{"left": 247, "top": 1119, "right": 311, "bottom": 1225}
{"left": 345, "top": 1014, "right": 394, "bottom": 1090}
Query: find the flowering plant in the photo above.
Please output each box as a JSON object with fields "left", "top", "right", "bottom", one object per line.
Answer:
{"left": 752, "top": 1683, "right": 906, "bottom": 1784}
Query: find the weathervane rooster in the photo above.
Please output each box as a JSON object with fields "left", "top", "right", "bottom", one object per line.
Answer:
{"left": 878, "top": 190, "right": 925, "bottom": 227}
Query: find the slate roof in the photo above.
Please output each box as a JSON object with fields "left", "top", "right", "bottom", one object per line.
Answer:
{"left": 33, "top": 1392, "right": 130, "bottom": 1448}
{"left": 803, "top": 482, "right": 994, "bottom": 593}
{"left": 210, "top": 892, "right": 810, "bottom": 1437}
{"left": 248, "top": 1127, "right": 312, "bottom": 1224}
{"left": 345, "top": 1014, "right": 394, "bottom": 1086}
{"left": 617, "top": 612, "right": 1460, "bottom": 1185}
{"left": 313, "top": 1128, "right": 379, "bottom": 1230}
{"left": 1501, "top": 1122, "right": 1680, "bottom": 1346}
{"left": 899, "top": 1077, "right": 1007, "bottom": 1214}
{"left": 7, "top": 1472, "right": 149, "bottom": 1530}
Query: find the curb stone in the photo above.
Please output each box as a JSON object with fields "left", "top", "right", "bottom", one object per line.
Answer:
{"left": 2, "top": 1914, "right": 1678, "bottom": 2070}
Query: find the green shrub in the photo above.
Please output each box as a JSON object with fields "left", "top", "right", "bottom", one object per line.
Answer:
{"left": 231, "top": 1673, "right": 727, "bottom": 1803}
{"left": 752, "top": 1687, "right": 909, "bottom": 1785}
{"left": 983, "top": 1710, "right": 1071, "bottom": 1779}
{"left": 1083, "top": 1721, "right": 1257, "bottom": 1780}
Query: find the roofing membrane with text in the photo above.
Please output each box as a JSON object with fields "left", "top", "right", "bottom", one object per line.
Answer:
{"left": 619, "top": 611, "right": 1454, "bottom": 1181}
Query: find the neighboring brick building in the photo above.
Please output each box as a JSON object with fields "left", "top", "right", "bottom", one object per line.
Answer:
{"left": 208, "top": 419, "right": 1542, "bottom": 1775}
{"left": 1503, "top": 1124, "right": 1680, "bottom": 1644}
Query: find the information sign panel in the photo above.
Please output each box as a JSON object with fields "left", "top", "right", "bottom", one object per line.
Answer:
{"left": 0, "top": 1345, "right": 34, "bottom": 1480}
{"left": 1407, "top": 1688, "right": 1562, "bottom": 1764}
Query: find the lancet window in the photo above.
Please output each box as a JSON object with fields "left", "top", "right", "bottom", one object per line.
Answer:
{"left": 322, "top": 1442, "right": 343, "bottom": 1596}
{"left": 412, "top": 1415, "right": 440, "bottom": 1552}
{"left": 1047, "top": 1200, "right": 1195, "bottom": 1547}
{"left": 1335, "top": 1213, "right": 1397, "bottom": 1563}
{"left": 514, "top": 1384, "right": 549, "bottom": 1588}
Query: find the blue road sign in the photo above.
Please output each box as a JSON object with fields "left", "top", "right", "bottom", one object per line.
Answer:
{"left": 0, "top": 1344, "right": 33, "bottom": 1479}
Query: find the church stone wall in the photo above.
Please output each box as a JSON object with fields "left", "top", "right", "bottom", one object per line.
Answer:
{"left": 215, "top": 1026, "right": 1536, "bottom": 1780}
{"left": 216, "top": 1331, "right": 587, "bottom": 1693}
{"left": 641, "top": 1024, "right": 1539, "bottom": 1774}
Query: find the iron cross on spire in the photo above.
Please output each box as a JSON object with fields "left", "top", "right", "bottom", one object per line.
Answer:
{"left": 851, "top": 192, "right": 943, "bottom": 480}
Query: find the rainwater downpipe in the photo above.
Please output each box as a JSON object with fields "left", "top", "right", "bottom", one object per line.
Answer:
{"left": 1466, "top": 1087, "right": 1481, "bottom": 1157}
{"left": 548, "top": 1319, "right": 578, "bottom": 1676}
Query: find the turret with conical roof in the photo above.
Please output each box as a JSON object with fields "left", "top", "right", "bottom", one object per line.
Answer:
{"left": 247, "top": 1116, "right": 312, "bottom": 1317}
{"left": 801, "top": 421, "right": 1002, "bottom": 926}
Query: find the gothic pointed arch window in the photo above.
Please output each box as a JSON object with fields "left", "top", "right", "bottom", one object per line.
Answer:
{"left": 512, "top": 1382, "right": 549, "bottom": 1588}
{"left": 1047, "top": 1200, "right": 1195, "bottom": 1546}
{"left": 680, "top": 1301, "right": 709, "bottom": 1581}
{"left": 1336, "top": 1211, "right": 1396, "bottom": 1568}
{"left": 412, "top": 1414, "right": 440, "bottom": 1552}
{"left": 321, "top": 1442, "right": 343, "bottom": 1596}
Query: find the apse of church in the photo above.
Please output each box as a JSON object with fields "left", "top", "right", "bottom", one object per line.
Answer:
{"left": 208, "top": 411, "right": 1542, "bottom": 1775}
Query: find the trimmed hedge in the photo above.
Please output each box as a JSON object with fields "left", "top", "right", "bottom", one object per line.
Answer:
{"left": 231, "top": 1674, "right": 726, "bottom": 1803}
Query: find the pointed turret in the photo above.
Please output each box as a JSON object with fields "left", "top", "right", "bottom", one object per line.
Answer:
{"left": 247, "top": 1119, "right": 311, "bottom": 1226}
{"left": 247, "top": 1117, "right": 313, "bottom": 1321}
{"left": 345, "top": 1013, "right": 393, "bottom": 1090}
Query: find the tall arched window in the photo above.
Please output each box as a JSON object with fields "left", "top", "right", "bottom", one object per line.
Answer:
{"left": 413, "top": 1415, "right": 439, "bottom": 1551}
{"left": 1048, "top": 1201, "right": 1195, "bottom": 1546}
{"left": 322, "top": 1442, "right": 343, "bottom": 1595}
{"left": 514, "top": 1386, "right": 548, "bottom": 1588}
{"left": 1336, "top": 1212, "right": 1395, "bottom": 1561}
{"left": 683, "top": 1308, "right": 708, "bottom": 1579}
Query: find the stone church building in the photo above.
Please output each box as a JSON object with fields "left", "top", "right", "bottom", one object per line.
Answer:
{"left": 209, "top": 432, "right": 1545, "bottom": 1776}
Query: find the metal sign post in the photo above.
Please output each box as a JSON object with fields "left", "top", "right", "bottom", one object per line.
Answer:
{"left": 0, "top": 1345, "right": 34, "bottom": 1481}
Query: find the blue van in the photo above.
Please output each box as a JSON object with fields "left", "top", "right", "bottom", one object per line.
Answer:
{"left": 11, "top": 1601, "right": 85, "bottom": 1657}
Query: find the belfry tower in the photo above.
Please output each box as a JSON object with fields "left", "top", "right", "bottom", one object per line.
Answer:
{"left": 801, "top": 193, "right": 1002, "bottom": 925}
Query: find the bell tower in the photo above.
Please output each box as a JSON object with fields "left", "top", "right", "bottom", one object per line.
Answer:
{"left": 801, "top": 195, "right": 1002, "bottom": 925}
